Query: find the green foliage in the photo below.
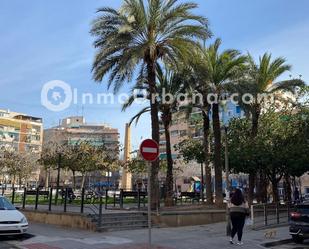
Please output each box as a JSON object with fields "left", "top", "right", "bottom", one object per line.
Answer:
{"left": 175, "top": 138, "right": 204, "bottom": 164}
{"left": 228, "top": 108, "right": 309, "bottom": 180}
{"left": 0, "top": 149, "right": 39, "bottom": 181}
{"left": 91, "top": 0, "right": 211, "bottom": 92}
{"left": 40, "top": 140, "right": 120, "bottom": 175}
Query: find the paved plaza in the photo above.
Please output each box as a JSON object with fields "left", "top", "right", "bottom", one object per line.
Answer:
{"left": 0, "top": 222, "right": 299, "bottom": 249}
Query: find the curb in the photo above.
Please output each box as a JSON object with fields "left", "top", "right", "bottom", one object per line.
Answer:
{"left": 261, "top": 239, "right": 292, "bottom": 247}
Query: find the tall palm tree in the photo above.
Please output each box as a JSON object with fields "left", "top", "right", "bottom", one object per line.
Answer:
{"left": 181, "top": 59, "right": 214, "bottom": 204}
{"left": 124, "top": 66, "right": 186, "bottom": 206}
{"left": 90, "top": 0, "right": 211, "bottom": 209}
{"left": 196, "top": 38, "right": 247, "bottom": 204}
{"left": 229, "top": 53, "right": 304, "bottom": 203}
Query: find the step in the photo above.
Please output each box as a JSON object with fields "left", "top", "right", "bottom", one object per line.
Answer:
{"left": 97, "top": 224, "right": 148, "bottom": 232}
{"left": 98, "top": 220, "right": 148, "bottom": 227}
{"left": 92, "top": 215, "right": 147, "bottom": 222}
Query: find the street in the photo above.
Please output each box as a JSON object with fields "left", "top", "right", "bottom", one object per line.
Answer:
{"left": 270, "top": 241, "right": 309, "bottom": 249}
{"left": 0, "top": 222, "right": 303, "bottom": 249}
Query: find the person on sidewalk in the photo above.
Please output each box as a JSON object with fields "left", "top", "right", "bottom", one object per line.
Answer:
{"left": 228, "top": 188, "right": 249, "bottom": 245}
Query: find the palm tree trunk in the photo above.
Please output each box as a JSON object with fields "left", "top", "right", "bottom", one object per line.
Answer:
{"left": 147, "top": 59, "right": 160, "bottom": 210}
{"left": 202, "top": 108, "right": 213, "bottom": 204}
{"left": 251, "top": 106, "right": 260, "bottom": 137}
{"left": 212, "top": 103, "right": 223, "bottom": 204}
{"left": 163, "top": 111, "right": 174, "bottom": 207}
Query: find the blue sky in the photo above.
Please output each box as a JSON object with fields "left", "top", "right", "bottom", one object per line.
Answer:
{"left": 0, "top": 0, "right": 308, "bottom": 150}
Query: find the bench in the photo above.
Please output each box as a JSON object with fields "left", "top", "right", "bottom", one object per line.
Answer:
{"left": 26, "top": 190, "right": 50, "bottom": 199}
{"left": 177, "top": 192, "right": 200, "bottom": 203}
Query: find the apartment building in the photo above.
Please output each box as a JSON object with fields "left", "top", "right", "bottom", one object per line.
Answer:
{"left": 43, "top": 116, "right": 119, "bottom": 188}
{"left": 159, "top": 101, "right": 245, "bottom": 191}
{"left": 0, "top": 109, "right": 43, "bottom": 186}
{"left": 0, "top": 109, "right": 43, "bottom": 152}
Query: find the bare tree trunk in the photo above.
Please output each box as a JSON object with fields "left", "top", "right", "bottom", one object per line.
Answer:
{"left": 212, "top": 103, "right": 223, "bottom": 204}
{"left": 271, "top": 179, "right": 279, "bottom": 203}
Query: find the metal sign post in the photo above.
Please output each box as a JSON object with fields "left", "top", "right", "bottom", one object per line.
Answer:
{"left": 147, "top": 161, "right": 152, "bottom": 249}
{"left": 140, "top": 139, "right": 159, "bottom": 249}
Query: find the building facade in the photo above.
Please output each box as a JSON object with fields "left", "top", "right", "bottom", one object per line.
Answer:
{"left": 0, "top": 109, "right": 43, "bottom": 152}
{"left": 159, "top": 101, "right": 245, "bottom": 191}
{"left": 0, "top": 109, "right": 43, "bottom": 186}
{"left": 43, "top": 116, "right": 119, "bottom": 188}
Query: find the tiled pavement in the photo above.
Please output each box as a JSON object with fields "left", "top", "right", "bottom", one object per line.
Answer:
{"left": 4, "top": 222, "right": 293, "bottom": 249}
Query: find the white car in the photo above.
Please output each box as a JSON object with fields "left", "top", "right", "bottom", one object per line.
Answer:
{"left": 0, "top": 196, "right": 28, "bottom": 236}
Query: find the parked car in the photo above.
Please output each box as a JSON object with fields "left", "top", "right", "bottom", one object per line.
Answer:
{"left": 0, "top": 195, "right": 28, "bottom": 236}
{"left": 289, "top": 202, "right": 309, "bottom": 243}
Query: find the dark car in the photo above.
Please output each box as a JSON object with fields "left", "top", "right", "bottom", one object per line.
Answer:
{"left": 289, "top": 202, "right": 309, "bottom": 243}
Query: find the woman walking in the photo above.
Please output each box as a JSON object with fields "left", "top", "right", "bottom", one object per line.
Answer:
{"left": 228, "top": 189, "right": 249, "bottom": 245}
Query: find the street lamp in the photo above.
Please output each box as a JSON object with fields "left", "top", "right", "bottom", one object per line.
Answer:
{"left": 222, "top": 125, "right": 231, "bottom": 236}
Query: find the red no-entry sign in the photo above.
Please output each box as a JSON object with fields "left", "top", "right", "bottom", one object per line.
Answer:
{"left": 140, "top": 139, "right": 159, "bottom": 162}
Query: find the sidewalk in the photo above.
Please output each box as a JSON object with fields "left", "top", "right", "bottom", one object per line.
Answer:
{"left": 9, "top": 222, "right": 290, "bottom": 249}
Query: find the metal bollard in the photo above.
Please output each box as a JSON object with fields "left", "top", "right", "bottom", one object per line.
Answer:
{"left": 64, "top": 188, "right": 68, "bottom": 212}
{"left": 98, "top": 196, "right": 103, "bottom": 228}
{"left": 22, "top": 188, "right": 27, "bottom": 209}
{"left": 105, "top": 189, "right": 108, "bottom": 210}
{"left": 276, "top": 202, "right": 280, "bottom": 224}
{"left": 35, "top": 188, "right": 39, "bottom": 210}
{"left": 80, "top": 188, "right": 85, "bottom": 214}
{"left": 48, "top": 188, "right": 53, "bottom": 211}
{"left": 11, "top": 188, "right": 15, "bottom": 204}
{"left": 264, "top": 204, "right": 268, "bottom": 226}
{"left": 113, "top": 193, "right": 116, "bottom": 207}
{"left": 138, "top": 189, "right": 141, "bottom": 210}
{"left": 120, "top": 189, "right": 124, "bottom": 209}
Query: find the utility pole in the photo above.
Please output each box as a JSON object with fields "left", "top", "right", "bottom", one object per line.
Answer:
{"left": 224, "top": 126, "right": 231, "bottom": 236}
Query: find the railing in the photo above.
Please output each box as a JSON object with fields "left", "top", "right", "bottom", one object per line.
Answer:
{"left": 251, "top": 202, "right": 293, "bottom": 230}
{"left": 2, "top": 187, "right": 207, "bottom": 215}
{"left": 2, "top": 187, "right": 150, "bottom": 213}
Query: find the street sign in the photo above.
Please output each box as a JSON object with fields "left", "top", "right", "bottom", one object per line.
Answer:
{"left": 139, "top": 139, "right": 159, "bottom": 249}
{"left": 140, "top": 139, "right": 159, "bottom": 162}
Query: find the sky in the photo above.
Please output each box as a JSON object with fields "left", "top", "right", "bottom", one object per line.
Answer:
{"left": 0, "top": 0, "right": 309, "bottom": 151}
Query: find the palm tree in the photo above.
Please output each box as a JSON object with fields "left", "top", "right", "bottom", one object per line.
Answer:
{"left": 181, "top": 60, "right": 214, "bottom": 204}
{"left": 90, "top": 0, "right": 211, "bottom": 209}
{"left": 229, "top": 53, "right": 304, "bottom": 203}
{"left": 196, "top": 38, "right": 247, "bottom": 204}
{"left": 124, "top": 66, "right": 186, "bottom": 206}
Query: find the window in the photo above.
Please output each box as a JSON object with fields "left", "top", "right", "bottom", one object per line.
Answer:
{"left": 183, "top": 178, "right": 191, "bottom": 184}
{"left": 171, "top": 130, "right": 179, "bottom": 137}
{"left": 179, "top": 130, "right": 187, "bottom": 137}
{"left": 236, "top": 106, "right": 241, "bottom": 114}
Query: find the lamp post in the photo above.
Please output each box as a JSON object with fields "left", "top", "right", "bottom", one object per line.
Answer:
{"left": 223, "top": 125, "right": 231, "bottom": 236}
